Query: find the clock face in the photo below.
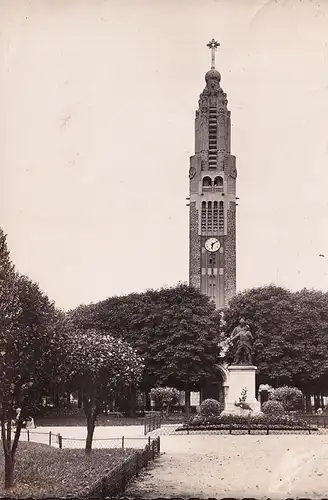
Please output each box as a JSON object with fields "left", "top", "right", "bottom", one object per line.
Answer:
{"left": 205, "top": 237, "right": 220, "bottom": 252}
{"left": 189, "top": 167, "right": 196, "bottom": 179}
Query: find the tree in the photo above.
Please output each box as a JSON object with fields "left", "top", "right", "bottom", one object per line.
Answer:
{"left": 0, "top": 229, "right": 21, "bottom": 488}
{"left": 68, "top": 284, "right": 222, "bottom": 412}
{"left": 220, "top": 285, "right": 328, "bottom": 396}
{"left": 65, "top": 329, "right": 143, "bottom": 454}
{"left": 0, "top": 229, "right": 68, "bottom": 489}
{"left": 150, "top": 387, "right": 180, "bottom": 417}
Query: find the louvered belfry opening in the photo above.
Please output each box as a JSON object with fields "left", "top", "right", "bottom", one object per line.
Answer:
{"left": 219, "top": 201, "right": 224, "bottom": 234}
{"left": 201, "top": 201, "right": 206, "bottom": 233}
{"left": 213, "top": 201, "right": 218, "bottom": 232}
{"left": 207, "top": 201, "right": 213, "bottom": 233}
{"left": 208, "top": 106, "right": 217, "bottom": 169}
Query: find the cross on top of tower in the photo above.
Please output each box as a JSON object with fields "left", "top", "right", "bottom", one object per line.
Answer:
{"left": 206, "top": 38, "right": 220, "bottom": 69}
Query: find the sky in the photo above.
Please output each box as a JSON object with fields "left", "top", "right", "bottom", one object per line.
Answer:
{"left": 1, "top": 0, "right": 328, "bottom": 310}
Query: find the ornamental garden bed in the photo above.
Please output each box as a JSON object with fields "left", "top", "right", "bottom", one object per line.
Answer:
{"left": 176, "top": 425, "right": 318, "bottom": 432}
{"left": 175, "top": 413, "right": 319, "bottom": 433}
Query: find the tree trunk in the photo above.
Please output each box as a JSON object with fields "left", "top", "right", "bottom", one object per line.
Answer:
{"left": 314, "top": 394, "right": 320, "bottom": 411}
{"left": 184, "top": 391, "right": 191, "bottom": 417}
{"left": 4, "top": 452, "right": 14, "bottom": 489}
{"left": 77, "top": 390, "right": 82, "bottom": 409}
{"left": 127, "top": 386, "right": 137, "bottom": 417}
{"left": 321, "top": 394, "right": 324, "bottom": 409}
{"left": 1, "top": 419, "right": 15, "bottom": 489}
{"left": 85, "top": 417, "right": 95, "bottom": 455}
{"left": 145, "top": 391, "right": 151, "bottom": 411}
{"left": 54, "top": 390, "right": 60, "bottom": 407}
{"left": 305, "top": 392, "right": 311, "bottom": 413}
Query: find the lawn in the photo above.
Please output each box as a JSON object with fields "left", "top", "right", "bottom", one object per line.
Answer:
{"left": 0, "top": 442, "right": 136, "bottom": 498}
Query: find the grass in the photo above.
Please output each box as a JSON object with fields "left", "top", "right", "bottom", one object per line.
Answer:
{"left": 0, "top": 441, "right": 137, "bottom": 498}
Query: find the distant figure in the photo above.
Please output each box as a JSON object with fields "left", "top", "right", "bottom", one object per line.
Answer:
{"left": 230, "top": 320, "right": 253, "bottom": 365}
{"left": 25, "top": 416, "right": 36, "bottom": 429}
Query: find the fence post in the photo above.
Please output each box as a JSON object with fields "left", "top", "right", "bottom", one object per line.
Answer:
{"left": 144, "top": 416, "right": 146, "bottom": 436}
{"left": 152, "top": 439, "right": 155, "bottom": 460}
{"left": 49, "top": 431, "right": 52, "bottom": 446}
{"left": 308, "top": 422, "right": 311, "bottom": 435}
{"left": 121, "top": 462, "right": 126, "bottom": 493}
{"left": 27, "top": 430, "right": 30, "bottom": 442}
{"left": 101, "top": 477, "right": 107, "bottom": 499}
{"left": 229, "top": 414, "right": 232, "bottom": 435}
{"left": 248, "top": 415, "right": 251, "bottom": 435}
{"left": 157, "top": 436, "right": 160, "bottom": 454}
{"left": 58, "top": 433, "right": 62, "bottom": 449}
{"left": 122, "top": 436, "right": 125, "bottom": 449}
{"left": 266, "top": 419, "right": 269, "bottom": 435}
{"left": 136, "top": 452, "right": 139, "bottom": 477}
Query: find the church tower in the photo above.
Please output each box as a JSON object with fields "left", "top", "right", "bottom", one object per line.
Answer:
{"left": 189, "top": 40, "right": 237, "bottom": 309}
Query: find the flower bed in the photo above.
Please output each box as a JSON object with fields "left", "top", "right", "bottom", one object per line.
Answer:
{"left": 175, "top": 412, "right": 318, "bottom": 432}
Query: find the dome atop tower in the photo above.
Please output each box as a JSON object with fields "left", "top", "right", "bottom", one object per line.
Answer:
{"left": 205, "top": 68, "right": 221, "bottom": 83}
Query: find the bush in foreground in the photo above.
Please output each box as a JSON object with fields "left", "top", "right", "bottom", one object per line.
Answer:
{"left": 269, "top": 386, "right": 304, "bottom": 412}
{"left": 200, "top": 398, "right": 222, "bottom": 417}
{"left": 262, "top": 400, "right": 285, "bottom": 415}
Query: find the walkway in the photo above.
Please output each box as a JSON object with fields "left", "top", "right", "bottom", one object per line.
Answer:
{"left": 125, "top": 433, "right": 328, "bottom": 498}
{"left": 20, "top": 424, "right": 148, "bottom": 449}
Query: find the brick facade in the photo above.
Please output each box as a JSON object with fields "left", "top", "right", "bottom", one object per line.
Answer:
{"left": 189, "top": 201, "right": 201, "bottom": 289}
{"left": 188, "top": 64, "right": 237, "bottom": 308}
{"left": 224, "top": 201, "right": 236, "bottom": 305}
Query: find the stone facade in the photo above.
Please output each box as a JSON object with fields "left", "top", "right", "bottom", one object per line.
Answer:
{"left": 189, "top": 66, "right": 237, "bottom": 308}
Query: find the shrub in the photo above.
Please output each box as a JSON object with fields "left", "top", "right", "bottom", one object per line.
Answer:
{"left": 269, "top": 386, "right": 303, "bottom": 412}
{"left": 262, "top": 400, "right": 285, "bottom": 415}
{"left": 189, "top": 415, "right": 205, "bottom": 426}
{"left": 200, "top": 399, "right": 222, "bottom": 417}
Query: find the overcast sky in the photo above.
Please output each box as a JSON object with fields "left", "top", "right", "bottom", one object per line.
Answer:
{"left": 1, "top": 0, "right": 328, "bottom": 310}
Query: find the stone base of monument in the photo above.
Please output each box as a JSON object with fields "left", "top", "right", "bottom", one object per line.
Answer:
{"left": 222, "top": 364, "right": 262, "bottom": 415}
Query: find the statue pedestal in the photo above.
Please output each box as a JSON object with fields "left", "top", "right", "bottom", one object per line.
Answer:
{"left": 222, "top": 365, "right": 261, "bottom": 415}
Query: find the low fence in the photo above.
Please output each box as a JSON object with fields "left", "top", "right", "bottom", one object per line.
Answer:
{"left": 2, "top": 429, "right": 155, "bottom": 450}
{"left": 60, "top": 435, "right": 153, "bottom": 449}
{"left": 180, "top": 422, "right": 319, "bottom": 435}
{"left": 300, "top": 414, "right": 328, "bottom": 428}
{"left": 87, "top": 436, "right": 161, "bottom": 499}
{"left": 0, "top": 429, "right": 63, "bottom": 448}
{"left": 144, "top": 411, "right": 162, "bottom": 435}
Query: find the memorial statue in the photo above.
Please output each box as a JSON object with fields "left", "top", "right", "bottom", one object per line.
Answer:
{"left": 230, "top": 318, "right": 253, "bottom": 365}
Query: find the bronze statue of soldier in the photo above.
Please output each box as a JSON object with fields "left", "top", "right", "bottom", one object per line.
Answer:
{"left": 230, "top": 318, "right": 253, "bottom": 365}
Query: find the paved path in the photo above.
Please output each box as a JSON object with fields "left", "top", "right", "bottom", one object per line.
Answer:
{"left": 126, "top": 433, "right": 328, "bottom": 498}
{"left": 21, "top": 425, "right": 148, "bottom": 449}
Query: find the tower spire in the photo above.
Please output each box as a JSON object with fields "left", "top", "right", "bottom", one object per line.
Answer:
{"left": 206, "top": 38, "right": 220, "bottom": 69}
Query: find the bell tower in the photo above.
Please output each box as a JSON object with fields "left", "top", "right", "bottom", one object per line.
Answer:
{"left": 189, "top": 40, "right": 237, "bottom": 309}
